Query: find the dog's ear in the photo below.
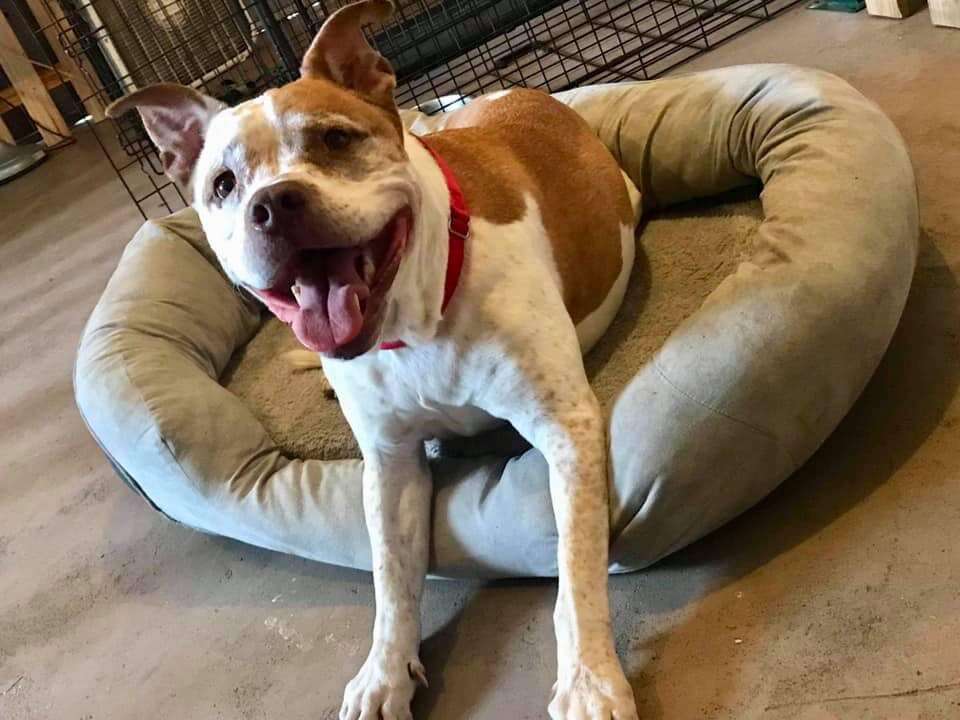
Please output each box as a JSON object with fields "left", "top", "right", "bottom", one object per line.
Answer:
{"left": 106, "top": 83, "right": 224, "bottom": 186}
{"left": 301, "top": 0, "right": 396, "bottom": 110}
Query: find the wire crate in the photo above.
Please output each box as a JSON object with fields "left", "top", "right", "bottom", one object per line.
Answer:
{"left": 28, "top": 0, "right": 800, "bottom": 218}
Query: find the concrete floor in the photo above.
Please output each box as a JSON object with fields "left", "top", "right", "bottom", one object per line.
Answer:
{"left": 2, "top": 6, "right": 959, "bottom": 720}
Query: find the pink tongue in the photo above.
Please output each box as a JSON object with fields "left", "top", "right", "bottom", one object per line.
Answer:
{"left": 291, "top": 249, "right": 370, "bottom": 352}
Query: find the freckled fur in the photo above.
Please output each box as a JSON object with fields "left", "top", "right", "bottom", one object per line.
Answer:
{"left": 325, "top": 110, "right": 641, "bottom": 719}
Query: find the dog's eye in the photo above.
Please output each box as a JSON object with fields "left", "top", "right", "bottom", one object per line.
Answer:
{"left": 324, "top": 128, "right": 351, "bottom": 151}
{"left": 214, "top": 171, "right": 236, "bottom": 200}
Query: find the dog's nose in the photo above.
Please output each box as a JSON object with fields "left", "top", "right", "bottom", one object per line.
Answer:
{"left": 248, "top": 181, "right": 308, "bottom": 233}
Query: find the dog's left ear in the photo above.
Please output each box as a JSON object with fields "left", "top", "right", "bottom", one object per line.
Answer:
{"left": 106, "top": 84, "right": 224, "bottom": 186}
{"left": 301, "top": 0, "right": 396, "bottom": 110}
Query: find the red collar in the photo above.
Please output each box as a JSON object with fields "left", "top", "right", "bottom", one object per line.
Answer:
{"left": 379, "top": 139, "right": 469, "bottom": 350}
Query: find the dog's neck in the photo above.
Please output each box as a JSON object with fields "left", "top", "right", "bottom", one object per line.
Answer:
{"left": 377, "top": 132, "right": 455, "bottom": 347}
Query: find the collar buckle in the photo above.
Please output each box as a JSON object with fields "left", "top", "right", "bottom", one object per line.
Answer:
{"left": 448, "top": 210, "right": 470, "bottom": 241}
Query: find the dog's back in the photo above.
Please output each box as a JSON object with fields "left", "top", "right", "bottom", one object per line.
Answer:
{"left": 422, "top": 89, "right": 640, "bottom": 350}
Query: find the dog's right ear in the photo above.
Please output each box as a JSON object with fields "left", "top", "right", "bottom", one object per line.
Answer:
{"left": 300, "top": 0, "right": 396, "bottom": 111}
{"left": 106, "top": 84, "right": 224, "bottom": 186}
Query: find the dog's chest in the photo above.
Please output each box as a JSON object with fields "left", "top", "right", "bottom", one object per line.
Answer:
{"left": 324, "top": 208, "right": 562, "bottom": 442}
{"left": 328, "top": 341, "right": 501, "bottom": 441}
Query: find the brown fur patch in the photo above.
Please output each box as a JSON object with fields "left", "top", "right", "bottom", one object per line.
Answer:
{"left": 423, "top": 89, "right": 634, "bottom": 323}
{"left": 228, "top": 77, "right": 406, "bottom": 185}
{"left": 268, "top": 77, "right": 404, "bottom": 141}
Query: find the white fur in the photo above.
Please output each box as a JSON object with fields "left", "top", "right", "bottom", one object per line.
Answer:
{"left": 323, "top": 132, "right": 640, "bottom": 720}
{"left": 194, "top": 105, "right": 639, "bottom": 719}
{"left": 576, "top": 221, "right": 635, "bottom": 353}
{"left": 193, "top": 100, "right": 416, "bottom": 292}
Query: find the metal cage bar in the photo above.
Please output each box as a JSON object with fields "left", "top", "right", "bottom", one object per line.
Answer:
{"left": 24, "top": 0, "right": 800, "bottom": 217}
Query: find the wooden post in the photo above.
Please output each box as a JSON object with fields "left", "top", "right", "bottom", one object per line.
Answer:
{"left": 865, "top": 0, "right": 926, "bottom": 16}
{"left": 0, "top": 116, "right": 14, "bottom": 144}
{"left": 24, "top": 0, "right": 107, "bottom": 119}
{"left": 929, "top": 0, "right": 960, "bottom": 26}
{"left": 0, "top": 6, "right": 71, "bottom": 145}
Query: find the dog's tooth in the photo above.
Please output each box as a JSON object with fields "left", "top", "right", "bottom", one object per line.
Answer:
{"left": 291, "top": 284, "right": 302, "bottom": 307}
{"left": 362, "top": 254, "right": 375, "bottom": 283}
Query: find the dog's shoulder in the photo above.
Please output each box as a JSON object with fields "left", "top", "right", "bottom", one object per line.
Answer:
{"left": 420, "top": 89, "right": 635, "bottom": 325}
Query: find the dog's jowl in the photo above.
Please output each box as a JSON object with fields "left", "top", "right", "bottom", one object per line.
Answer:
{"left": 107, "top": 1, "right": 642, "bottom": 717}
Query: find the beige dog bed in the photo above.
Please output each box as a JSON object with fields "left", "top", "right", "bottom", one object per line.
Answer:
{"left": 75, "top": 65, "right": 917, "bottom": 577}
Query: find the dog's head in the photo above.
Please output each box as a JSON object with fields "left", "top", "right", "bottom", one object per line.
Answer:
{"left": 108, "top": 0, "right": 417, "bottom": 359}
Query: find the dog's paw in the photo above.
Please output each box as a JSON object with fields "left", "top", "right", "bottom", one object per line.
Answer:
{"left": 339, "top": 649, "right": 426, "bottom": 720}
{"left": 549, "top": 660, "right": 638, "bottom": 720}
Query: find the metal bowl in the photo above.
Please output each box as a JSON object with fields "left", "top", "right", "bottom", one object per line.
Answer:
{"left": 0, "top": 141, "right": 46, "bottom": 184}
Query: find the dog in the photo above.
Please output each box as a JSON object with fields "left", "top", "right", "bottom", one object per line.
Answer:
{"left": 107, "top": 1, "right": 642, "bottom": 717}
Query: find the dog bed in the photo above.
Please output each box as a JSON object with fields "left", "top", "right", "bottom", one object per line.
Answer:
{"left": 75, "top": 65, "right": 918, "bottom": 577}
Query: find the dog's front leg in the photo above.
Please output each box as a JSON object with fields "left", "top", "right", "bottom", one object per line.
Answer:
{"left": 485, "top": 346, "right": 638, "bottom": 719}
{"left": 539, "top": 398, "right": 638, "bottom": 720}
{"left": 340, "top": 445, "right": 430, "bottom": 720}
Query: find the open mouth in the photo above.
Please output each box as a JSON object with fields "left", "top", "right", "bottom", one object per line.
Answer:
{"left": 254, "top": 207, "right": 411, "bottom": 353}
